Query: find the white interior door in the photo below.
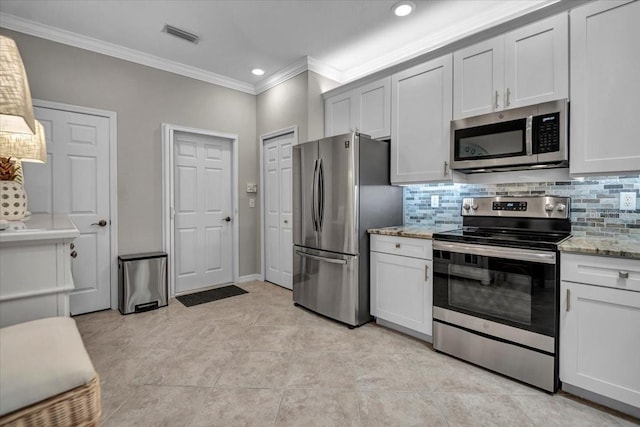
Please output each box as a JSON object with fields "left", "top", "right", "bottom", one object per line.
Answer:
{"left": 24, "top": 106, "right": 112, "bottom": 315}
{"left": 264, "top": 133, "right": 293, "bottom": 289}
{"left": 174, "top": 131, "right": 233, "bottom": 294}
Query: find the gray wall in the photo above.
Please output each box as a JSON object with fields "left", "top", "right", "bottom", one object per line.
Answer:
{"left": 256, "top": 71, "right": 339, "bottom": 142}
{"left": 3, "top": 29, "right": 260, "bottom": 276}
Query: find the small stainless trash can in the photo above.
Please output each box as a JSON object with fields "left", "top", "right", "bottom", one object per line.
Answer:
{"left": 118, "top": 252, "right": 168, "bottom": 314}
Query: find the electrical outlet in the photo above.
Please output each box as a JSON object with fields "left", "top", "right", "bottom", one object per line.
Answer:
{"left": 620, "top": 192, "right": 636, "bottom": 211}
{"left": 249, "top": 198, "right": 255, "bottom": 208}
{"left": 431, "top": 195, "right": 439, "bottom": 208}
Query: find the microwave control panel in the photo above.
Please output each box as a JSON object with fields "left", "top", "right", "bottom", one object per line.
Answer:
{"left": 533, "top": 112, "right": 560, "bottom": 154}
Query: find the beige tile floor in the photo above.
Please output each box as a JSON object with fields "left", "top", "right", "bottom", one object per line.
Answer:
{"left": 75, "top": 281, "right": 638, "bottom": 427}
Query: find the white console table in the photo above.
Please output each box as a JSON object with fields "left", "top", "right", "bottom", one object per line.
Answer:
{"left": 0, "top": 214, "right": 79, "bottom": 327}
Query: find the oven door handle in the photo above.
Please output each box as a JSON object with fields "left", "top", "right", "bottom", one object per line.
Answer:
{"left": 433, "top": 241, "right": 556, "bottom": 264}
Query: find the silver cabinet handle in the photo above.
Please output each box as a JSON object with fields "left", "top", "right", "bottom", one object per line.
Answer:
{"left": 296, "top": 250, "right": 347, "bottom": 265}
{"left": 619, "top": 271, "right": 629, "bottom": 279}
{"left": 494, "top": 90, "right": 499, "bottom": 109}
{"left": 566, "top": 288, "right": 570, "bottom": 312}
{"left": 506, "top": 88, "right": 511, "bottom": 107}
{"left": 395, "top": 243, "right": 400, "bottom": 249}
{"left": 443, "top": 161, "right": 448, "bottom": 177}
{"left": 425, "top": 264, "right": 429, "bottom": 281}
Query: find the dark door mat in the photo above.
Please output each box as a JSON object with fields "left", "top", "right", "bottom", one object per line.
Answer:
{"left": 176, "top": 285, "right": 248, "bottom": 307}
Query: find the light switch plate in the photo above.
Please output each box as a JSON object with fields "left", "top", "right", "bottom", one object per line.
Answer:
{"left": 620, "top": 192, "right": 636, "bottom": 211}
{"left": 431, "top": 195, "right": 439, "bottom": 208}
{"left": 246, "top": 183, "right": 258, "bottom": 193}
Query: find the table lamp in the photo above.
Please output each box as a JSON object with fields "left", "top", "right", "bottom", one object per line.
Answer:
{"left": 0, "top": 119, "right": 46, "bottom": 220}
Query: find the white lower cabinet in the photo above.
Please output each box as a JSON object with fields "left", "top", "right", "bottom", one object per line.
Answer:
{"left": 370, "top": 234, "right": 433, "bottom": 338}
{"left": 560, "top": 253, "right": 640, "bottom": 411}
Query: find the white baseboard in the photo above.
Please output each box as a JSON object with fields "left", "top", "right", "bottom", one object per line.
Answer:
{"left": 237, "top": 274, "right": 263, "bottom": 283}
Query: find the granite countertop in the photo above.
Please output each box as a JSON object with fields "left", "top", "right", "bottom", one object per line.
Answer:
{"left": 559, "top": 235, "right": 640, "bottom": 260}
{"left": 368, "top": 225, "right": 457, "bottom": 240}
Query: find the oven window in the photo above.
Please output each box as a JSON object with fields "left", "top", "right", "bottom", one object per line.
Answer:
{"left": 454, "top": 119, "right": 527, "bottom": 160}
{"left": 434, "top": 251, "right": 556, "bottom": 336}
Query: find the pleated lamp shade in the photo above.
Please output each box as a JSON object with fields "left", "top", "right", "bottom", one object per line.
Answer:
{"left": 0, "top": 119, "right": 47, "bottom": 163}
{"left": 0, "top": 35, "right": 36, "bottom": 135}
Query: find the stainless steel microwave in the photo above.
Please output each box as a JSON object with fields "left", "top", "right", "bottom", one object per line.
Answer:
{"left": 450, "top": 99, "right": 568, "bottom": 173}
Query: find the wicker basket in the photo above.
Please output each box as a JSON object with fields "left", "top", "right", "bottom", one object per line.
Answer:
{"left": 0, "top": 375, "right": 101, "bottom": 427}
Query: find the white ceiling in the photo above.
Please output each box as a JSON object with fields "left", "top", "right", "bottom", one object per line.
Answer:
{"left": 0, "top": 0, "right": 556, "bottom": 94}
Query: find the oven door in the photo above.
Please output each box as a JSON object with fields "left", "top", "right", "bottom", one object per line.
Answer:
{"left": 433, "top": 240, "right": 557, "bottom": 341}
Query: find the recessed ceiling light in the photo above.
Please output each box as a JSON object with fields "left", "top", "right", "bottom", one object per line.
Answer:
{"left": 251, "top": 68, "right": 265, "bottom": 76}
{"left": 393, "top": 1, "right": 415, "bottom": 17}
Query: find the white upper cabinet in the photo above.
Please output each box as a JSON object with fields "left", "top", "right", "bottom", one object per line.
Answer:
{"left": 324, "top": 91, "right": 353, "bottom": 137}
{"left": 569, "top": 0, "right": 640, "bottom": 175}
{"left": 453, "top": 14, "right": 568, "bottom": 119}
{"left": 324, "top": 76, "right": 391, "bottom": 139}
{"left": 391, "top": 54, "right": 453, "bottom": 184}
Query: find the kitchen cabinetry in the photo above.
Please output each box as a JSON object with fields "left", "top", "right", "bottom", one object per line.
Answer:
{"left": 0, "top": 214, "right": 79, "bottom": 327}
{"left": 569, "top": 0, "right": 640, "bottom": 175}
{"left": 370, "top": 234, "right": 433, "bottom": 339}
{"left": 453, "top": 13, "right": 568, "bottom": 119}
{"left": 324, "top": 76, "right": 391, "bottom": 139}
{"left": 391, "top": 54, "right": 452, "bottom": 184}
{"left": 560, "top": 253, "right": 640, "bottom": 412}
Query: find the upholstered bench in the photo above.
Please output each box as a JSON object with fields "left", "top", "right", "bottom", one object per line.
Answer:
{"left": 0, "top": 317, "right": 101, "bottom": 426}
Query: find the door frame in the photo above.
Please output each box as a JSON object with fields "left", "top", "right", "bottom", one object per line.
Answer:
{"left": 162, "top": 124, "right": 239, "bottom": 297}
{"left": 32, "top": 99, "right": 119, "bottom": 310}
{"left": 259, "top": 125, "right": 298, "bottom": 283}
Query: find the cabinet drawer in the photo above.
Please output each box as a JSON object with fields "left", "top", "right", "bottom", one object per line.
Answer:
{"left": 561, "top": 253, "right": 640, "bottom": 292}
{"left": 370, "top": 234, "right": 432, "bottom": 260}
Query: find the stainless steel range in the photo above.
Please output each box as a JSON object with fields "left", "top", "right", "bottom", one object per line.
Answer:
{"left": 432, "top": 196, "right": 571, "bottom": 392}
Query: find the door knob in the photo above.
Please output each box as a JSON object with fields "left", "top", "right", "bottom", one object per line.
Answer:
{"left": 70, "top": 250, "right": 78, "bottom": 258}
{"left": 91, "top": 220, "right": 108, "bottom": 227}
{"left": 284, "top": 220, "right": 288, "bottom": 224}
{"left": 223, "top": 216, "right": 232, "bottom": 222}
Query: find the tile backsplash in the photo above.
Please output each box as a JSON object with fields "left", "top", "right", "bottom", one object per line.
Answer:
{"left": 404, "top": 175, "right": 640, "bottom": 237}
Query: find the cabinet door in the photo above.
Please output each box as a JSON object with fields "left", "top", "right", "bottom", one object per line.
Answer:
{"left": 570, "top": 0, "right": 640, "bottom": 175}
{"left": 371, "top": 251, "right": 432, "bottom": 335}
{"left": 560, "top": 281, "right": 640, "bottom": 408}
{"left": 391, "top": 55, "right": 453, "bottom": 184}
{"left": 504, "top": 14, "right": 568, "bottom": 109}
{"left": 356, "top": 77, "right": 391, "bottom": 139}
{"left": 324, "top": 91, "right": 354, "bottom": 137}
{"left": 453, "top": 37, "right": 503, "bottom": 119}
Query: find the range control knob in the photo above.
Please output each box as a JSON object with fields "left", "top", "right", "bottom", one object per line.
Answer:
{"left": 556, "top": 203, "right": 566, "bottom": 212}
{"left": 463, "top": 203, "right": 471, "bottom": 211}
{"left": 545, "top": 203, "right": 555, "bottom": 212}
{"left": 472, "top": 204, "right": 479, "bottom": 210}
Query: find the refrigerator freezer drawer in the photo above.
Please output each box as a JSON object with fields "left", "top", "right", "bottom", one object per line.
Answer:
{"left": 293, "top": 246, "right": 360, "bottom": 326}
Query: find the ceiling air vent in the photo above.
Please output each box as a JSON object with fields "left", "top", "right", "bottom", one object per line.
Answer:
{"left": 163, "top": 24, "right": 200, "bottom": 44}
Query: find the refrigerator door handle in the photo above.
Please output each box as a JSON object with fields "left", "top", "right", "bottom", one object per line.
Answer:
{"left": 311, "top": 159, "right": 318, "bottom": 231}
{"left": 295, "top": 250, "right": 347, "bottom": 265}
{"left": 318, "top": 158, "right": 324, "bottom": 232}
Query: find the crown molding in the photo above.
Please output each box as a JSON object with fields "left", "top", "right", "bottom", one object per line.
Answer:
{"left": 0, "top": 13, "right": 256, "bottom": 95}
{"left": 254, "top": 56, "right": 344, "bottom": 94}
{"left": 340, "top": 0, "right": 562, "bottom": 83}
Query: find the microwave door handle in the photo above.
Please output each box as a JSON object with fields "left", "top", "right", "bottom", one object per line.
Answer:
{"left": 526, "top": 115, "right": 533, "bottom": 156}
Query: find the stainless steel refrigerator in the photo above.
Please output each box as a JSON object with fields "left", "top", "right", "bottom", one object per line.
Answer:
{"left": 293, "top": 132, "right": 403, "bottom": 327}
